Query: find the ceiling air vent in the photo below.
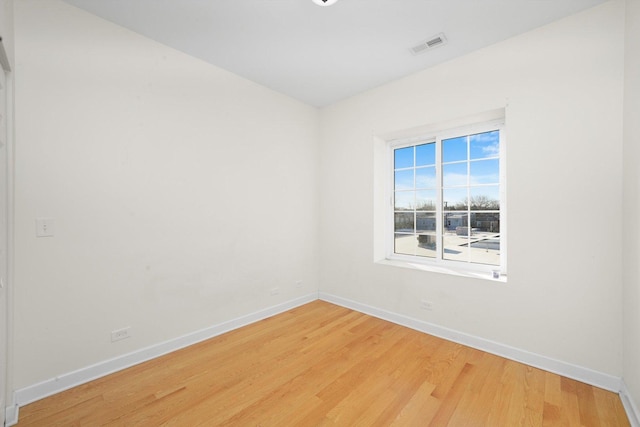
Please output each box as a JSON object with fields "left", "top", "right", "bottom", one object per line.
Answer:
{"left": 411, "top": 33, "right": 447, "bottom": 55}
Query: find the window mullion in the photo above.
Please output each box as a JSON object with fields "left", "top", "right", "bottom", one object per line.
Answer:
{"left": 388, "top": 142, "right": 395, "bottom": 259}
{"left": 413, "top": 146, "right": 417, "bottom": 243}
{"left": 436, "top": 137, "right": 443, "bottom": 261}
{"left": 466, "top": 135, "right": 471, "bottom": 264}
{"left": 499, "top": 126, "right": 507, "bottom": 274}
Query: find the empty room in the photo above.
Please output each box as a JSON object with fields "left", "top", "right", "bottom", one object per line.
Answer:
{"left": 0, "top": 0, "right": 639, "bottom": 425}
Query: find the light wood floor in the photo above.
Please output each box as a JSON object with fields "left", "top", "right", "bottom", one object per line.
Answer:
{"left": 17, "top": 301, "right": 629, "bottom": 426}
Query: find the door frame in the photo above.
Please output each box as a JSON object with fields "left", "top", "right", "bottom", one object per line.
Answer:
{"left": 0, "top": 35, "right": 13, "bottom": 427}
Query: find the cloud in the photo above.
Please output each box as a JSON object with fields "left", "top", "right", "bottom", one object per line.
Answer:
{"left": 482, "top": 142, "right": 500, "bottom": 157}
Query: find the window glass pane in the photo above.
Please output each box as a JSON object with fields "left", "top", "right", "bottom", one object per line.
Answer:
{"left": 443, "top": 221, "right": 469, "bottom": 262}
{"left": 471, "top": 212, "right": 500, "bottom": 233}
{"left": 394, "top": 212, "right": 414, "bottom": 233}
{"left": 443, "top": 163, "right": 467, "bottom": 187}
{"left": 416, "top": 142, "right": 435, "bottom": 166}
{"left": 394, "top": 146, "right": 414, "bottom": 169}
{"left": 443, "top": 188, "right": 467, "bottom": 210}
{"left": 416, "top": 166, "right": 436, "bottom": 189}
{"left": 395, "top": 233, "right": 417, "bottom": 256}
{"left": 416, "top": 212, "right": 436, "bottom": 233}
{"left": 394, "top": 169, "right": 414, "bottom": 191}
{"left": 416, "top": 234, "right": 436, "bottom": 258}
{"left": 416, "top": 190, "right": 437, "bottom": 211}
{"left": 469, "top": 230, "right": 500, "bottom": 266}
{"left": 443, "top": 212, "right": 470, "bottom": 234}
{"left": 442, "top": 136, "right": 467, "bottom": 163}
{"left": 470, "top": 130, "right": 499, "bottom": 160}
{"left": 470, "top": 159, "right": 499, "bottom": 185}
{"left": 394, "top": 191, "right": 414, "bottom": 210}
{"left": 470, "top": 186, "right": 500, "bottom": 210}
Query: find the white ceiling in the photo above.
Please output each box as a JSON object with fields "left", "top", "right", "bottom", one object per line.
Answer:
{"left": 61, "top": 0, "right": 606, "bottom": 107}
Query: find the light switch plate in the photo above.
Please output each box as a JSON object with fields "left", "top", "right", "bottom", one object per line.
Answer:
{"left": 36, "top": 218, "right": 55, "bottom": 237}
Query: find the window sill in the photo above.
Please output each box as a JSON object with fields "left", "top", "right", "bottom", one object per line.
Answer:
{"left": 376, "top": 258, "right": 507, "bottom": 283}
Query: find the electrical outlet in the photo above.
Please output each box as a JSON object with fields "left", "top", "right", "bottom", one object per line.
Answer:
{"left": 111, "top": 327, "right": 131, "bottom": 342}
{"left": 270, "top": 287, "right": 280, "bottom": 296}
{"left": 420, "top": 300, "right": 434, "bottom": 311}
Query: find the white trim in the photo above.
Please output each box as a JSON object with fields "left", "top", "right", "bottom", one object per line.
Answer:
{"left": 376, "top": 258, "right": 507, "bottom": 282}
{"left": 5, "top": 66, "right": 15, "bottom": 427}
{"left": 11, "top": 293, "right": 318, "bottom": 411}
{"left": 318, "top": 292, "right": 622, "bottom": 393}
{"left": 498, "top": 115, "right": 507, "bottom": 273}
{"left": 4, "top": 402, "right": 18, "bottom": 427}
{"left": 378, "top": 108, "right": 507, "bottom": 143}
{"left": 621, "top": 381, "right": 640, "bottom": 427}
{"left": 1, "top": 60, "right": 13, "bottom": 427}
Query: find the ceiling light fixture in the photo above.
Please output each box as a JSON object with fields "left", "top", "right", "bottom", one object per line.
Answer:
{"left": 312, "top": 0, "right": 338, "bottom": 6}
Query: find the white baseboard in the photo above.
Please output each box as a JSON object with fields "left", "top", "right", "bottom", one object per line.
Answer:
{"left": 319, "top": 292, "right": 622, "bottom": 393}
{"left": 5, "top": 403, "right": 19, "bottom": 427}
{"left": 11, "top": 292, "right": 318, "bottom": 414}
{"left": 621, "top": 381, "right": 640, "bottom": 427}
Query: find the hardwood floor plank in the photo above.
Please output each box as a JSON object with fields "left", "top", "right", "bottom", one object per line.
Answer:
{"left": 367, "top": 339, "right": 437, "bottom": 425}
{"left": 18, "top": 394, "right": 105, "bottom": 427}
{"left": 593, "top": 386, "right": 632, "bottom": 427}
{"left": 445, "top": 352, "right": 504, "bottom": 427}
{"left": 576, "top": 379, "right": 602, "bottom": 427}
{"left": 523, "top": 366, "right": 546, "bottom": 426}
{"left": 542, "top": 401, "right": 562, "bottom": 427}
{"left": 561, "top": 376, "right": 586, "bottom": 427}
{"left": 324, "top": 330, "right": 428, "bottom": 425}
{"left": 484, "top": 371, "right": 513, "bottom": 426}
{"left": 388, "top": 380, "right": 439, "bottom": 426}
{"left": 295, "top": 321, "right": 412, "bottom": 425}
{"left": 426, "top": 341, "right": 467, "bottom": 400}
{"left": 16, "top": 301, "right": 630, "bottom": 426}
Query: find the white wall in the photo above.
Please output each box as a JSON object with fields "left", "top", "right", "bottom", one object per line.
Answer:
{"left": 12, "top": 0, "right": 319, "bottom": 390}
{"left": 623, "top": 0, "right": 640, "bottom": 413}
{"left": 320, "top": 1, "right": 625, "bottom": 376}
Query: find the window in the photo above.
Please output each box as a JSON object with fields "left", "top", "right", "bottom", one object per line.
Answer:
{"left": 388, "top": 120, "right": 505, "bottom": 275}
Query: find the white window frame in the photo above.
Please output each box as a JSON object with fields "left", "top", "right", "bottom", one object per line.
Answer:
{"left": 385, "top": 119, "right": 506, "bottom": 279}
